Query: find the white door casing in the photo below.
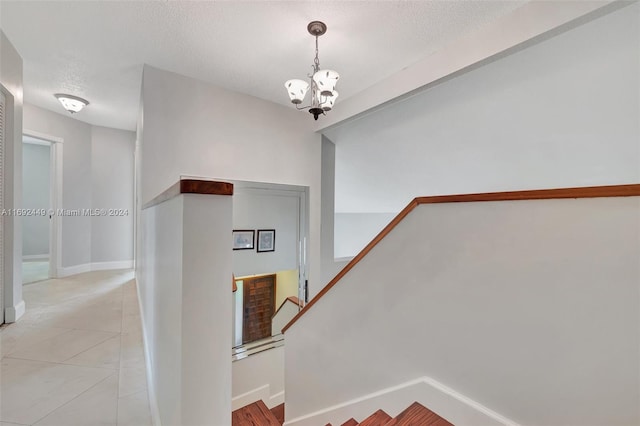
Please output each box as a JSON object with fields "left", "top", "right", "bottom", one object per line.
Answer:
{"left": 23, "top": 129, "right": 63, "bottom": 279}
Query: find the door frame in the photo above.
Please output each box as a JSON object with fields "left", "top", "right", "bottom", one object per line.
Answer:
{"left": 231, "top": 182, "right": 309, "bottom": 306}
{"left": 23, "top": 129, "right": 63, "bottom": 279}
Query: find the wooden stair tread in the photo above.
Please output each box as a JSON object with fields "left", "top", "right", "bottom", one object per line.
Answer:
{"left": 341, "top": 419, "right": 359, "bottom": 426}
{"left": 384, "top": 402, "right": 453, "bottom": 426}
{"left": 270, "top": 403, "right": 285, "bottom": 425}
{"left": 359, "top": 409, "right": 392, "bottom": 426}
{"left": 232, "top": 400, "right": 281, "bottom": 426}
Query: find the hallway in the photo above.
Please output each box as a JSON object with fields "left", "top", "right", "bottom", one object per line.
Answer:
{"left": 0, "top": 270, "right": 152, "bottom": 426}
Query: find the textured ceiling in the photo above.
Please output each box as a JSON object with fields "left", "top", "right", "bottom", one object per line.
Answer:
{"left": 0, "top": 1, "right": 527, "bottom": 131}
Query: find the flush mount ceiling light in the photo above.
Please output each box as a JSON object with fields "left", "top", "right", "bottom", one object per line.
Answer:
{"left": 54, "top": 93, "right": 89, "bottom": 114}
{"left": 285, "top": 21, "right": 340, "bottom": 121}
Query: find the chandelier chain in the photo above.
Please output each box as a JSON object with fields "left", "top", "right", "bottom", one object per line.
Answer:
{"left": 313, "top": 36, "right": 320, "bottom": 73}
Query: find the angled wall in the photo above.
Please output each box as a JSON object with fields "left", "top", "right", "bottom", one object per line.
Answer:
{"left": 326, "top": 3, "right": 640, "bottom": 257}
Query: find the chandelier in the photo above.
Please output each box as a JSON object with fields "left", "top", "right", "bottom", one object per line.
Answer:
{"left": 285, "top": 21, "right": 339, "bottom": 120}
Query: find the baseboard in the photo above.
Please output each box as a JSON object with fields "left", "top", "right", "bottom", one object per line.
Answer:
{"left": 269, "top": 391, "right": 285, "bottom": 408}
{"left": 57, "top": 263, "right": 92, "bottom": 277}
{"left": 5, "top": 300, "right": 26, "bottom": 323}
{"left": 283, "top": 376, "right": 519, "bottom": 426}
{"left": 231, "top": 385, "right": 284, "bottom": 411}
{"left": 57, "top": 260, "right": 134, "bottom": 277}
{"left": 91, "top": 260, "right": 134, "bottom": 271}
{"left": 232, "top": 385, "right": 270, "bottom": 410}
{"left": 23, "top": 254, "right": 49, "bottom": 261}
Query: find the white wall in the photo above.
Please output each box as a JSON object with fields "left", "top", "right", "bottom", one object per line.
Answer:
{"left": 0, "top": 30, "right": 24, "bottom": 322}
{"left": 272, "top": 299, "right": 298, "bottom": 336}
{"left": 91, "top": 125, "right": 134, "bottom": 264}
{"left": 326, "top": 3, "right": 639, "bottom": 255}
{"left": 139, "top": 65, "right": 323, "bottom": 295}
{"left": 233, "top": 188, "right": 299, "bottom": 277}
{"left": 23, "top": 104, "right": 135, "bottom": 272}
{"left": 138, "top": 192, "right": 232, "bottom": 426}
{"left": 320, "top": 137, "right": 348, "bottom": 284}
{"left": 285, "top": 195, "right": 640, "bottom": 426}
{"left": 334, "top": 212, "right": 395, "bottom": 259}
{"left": 232, "top": 346, "right": 284, "bottom": 410}
{"left": 22, "top": 142, "right": 50, "bottom": 257}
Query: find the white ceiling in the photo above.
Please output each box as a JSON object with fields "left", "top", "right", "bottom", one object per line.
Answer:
{"left": 0, "top": 0, "right": 527, "bottom": 131}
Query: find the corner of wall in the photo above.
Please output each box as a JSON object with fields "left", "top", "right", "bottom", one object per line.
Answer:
{"left": 1, "top": 30, "right": 25, "bottom": 322}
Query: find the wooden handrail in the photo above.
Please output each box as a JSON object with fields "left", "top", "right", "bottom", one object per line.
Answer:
{"left": 282, "top": 183, "right": 640, "bottom": 333}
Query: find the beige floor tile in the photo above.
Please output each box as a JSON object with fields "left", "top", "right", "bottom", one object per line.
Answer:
{"left": 0, "top": 358, "right": 114, "bottom": 425}
{"left": 117, "top": 390, "right": 152, "bottom": 426}
{"left": 120, "top": 332, "right": 145, "bottom": 369}
{"left": 0, "top": 324, "right": 71, "bottom": 357}
{"left": 42, "top": 302, "right": 124, "bottom": 333}
{"left": 6, "top": 329, "right": 117, "bottom": 363}
{"left": 118, "top": 366, "right": 147, "bottom": 398}
{"left": 33, "top": 373, "right": 118, "bottom": 426}
{"left": 63, "top": 335, "right": 121, "bottom": 369}
{"left": 121, "top": 312, "right": 142, "bottom": 334}
{"left": 3, "top": 271, "right": 152, "bottom": 426}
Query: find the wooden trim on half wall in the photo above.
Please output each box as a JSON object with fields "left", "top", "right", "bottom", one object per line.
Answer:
{"left": 282, "top": 183, "right": 640, "bottom": 333}
{"left": 142, "top": 178, "right": 234, "bottom": 210}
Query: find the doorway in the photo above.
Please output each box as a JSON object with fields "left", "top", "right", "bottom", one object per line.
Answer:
{"left": 22, "top": 131, "right": 62, "bottom": 284}
{"left": 229, "top": 180, "right": 309, "bottom": 348}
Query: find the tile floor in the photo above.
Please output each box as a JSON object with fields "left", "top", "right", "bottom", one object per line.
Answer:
{"left": 22, "top": 261, "right": 50, "bottom": 285}
{"left": 0, "top": 269, "right": 152, "bottom": 426}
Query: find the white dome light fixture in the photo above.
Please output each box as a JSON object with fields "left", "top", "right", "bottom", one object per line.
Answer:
{"left": 284, "top": 21, "right": 340, "bottom": 120}
{"left": 54, "top": 93, "right": 89, "bottom": 114}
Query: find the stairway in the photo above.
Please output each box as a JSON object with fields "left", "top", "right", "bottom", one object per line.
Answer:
{"left": 232, "top": 401, "right": 452, "bottom": 426}
{"left": 232, "top": 400, "right": 282, "bottom": 425}
{"left": 329, "top": 402, "right": 452, "bottom": 426}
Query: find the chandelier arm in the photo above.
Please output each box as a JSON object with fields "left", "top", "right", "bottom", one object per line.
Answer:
{"left": 295, "top": 104, "right": 311, "bottom": 111}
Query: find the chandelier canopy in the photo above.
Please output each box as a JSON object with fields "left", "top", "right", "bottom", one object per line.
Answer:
{"left": 285, "top": 21, "right": 340, "bottom": 120}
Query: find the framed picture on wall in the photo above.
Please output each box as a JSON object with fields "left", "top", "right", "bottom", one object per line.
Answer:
{"left": 256, "top": 229, "right": 276, "bottom": 253}
{"left": 232, "top": 230, "right": 255, "bottom": 250}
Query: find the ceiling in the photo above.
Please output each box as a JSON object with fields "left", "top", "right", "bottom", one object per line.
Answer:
{"left": 0, "top": 0, "right": 527, "bottom": 131}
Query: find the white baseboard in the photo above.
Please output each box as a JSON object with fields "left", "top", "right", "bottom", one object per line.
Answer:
{"left": 232, "top": 385, "right": 284, "bottom": 411}
{"left": 23, "top": 254, "right": 49, "bottom": 261}
{"left": 91, "top": 260, "right": 134, "bottom": 271}
{"left": 58, "top": 263, "right": 92, "bottom": 277}
{"left": 284, "top": 376, "right": 519, "bottom": 426}
{"left": 269, "top": 391, "right": 285, "bottom": 408}
{"left": 5, "top": 300, "right": 26, "bottom": 323}
{"left": 232, "top": 385, "right": 270, "bottom": 410}
{"left": 57, "top": 260, "right": 134, "bottom": 277}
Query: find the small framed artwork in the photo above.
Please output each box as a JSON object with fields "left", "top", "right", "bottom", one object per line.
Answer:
{"left": 256, "top": 229, "right": 276, "bottom": 253}
{"left": 232, "top": 230, "right": 255, "bottom": 250}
